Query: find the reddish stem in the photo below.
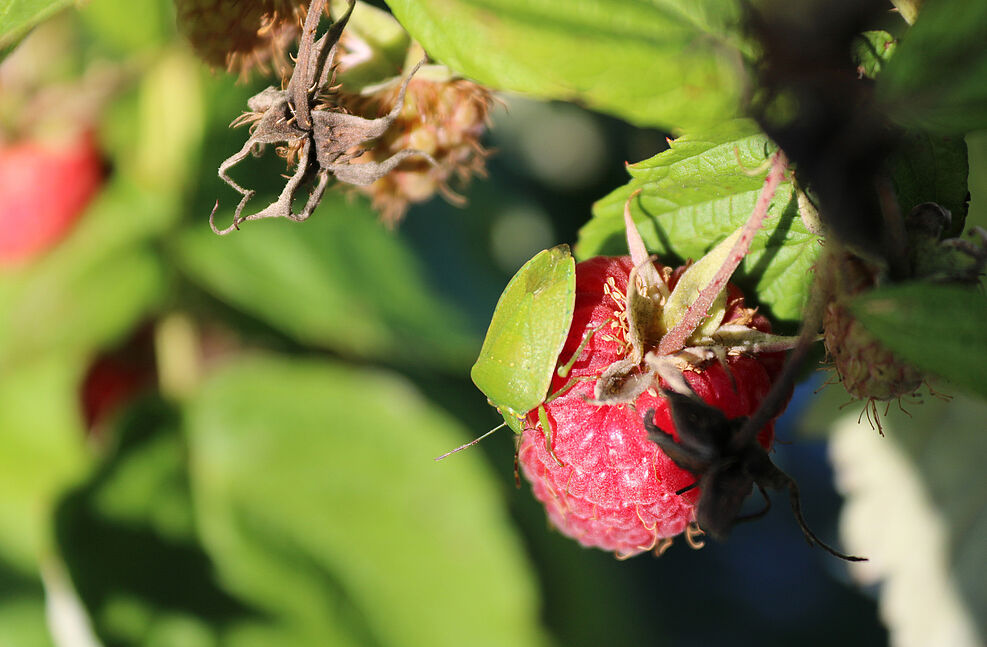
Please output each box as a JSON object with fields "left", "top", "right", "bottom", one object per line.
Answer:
{"left": 656, "top": 150, "right": 788, "bottom": 356}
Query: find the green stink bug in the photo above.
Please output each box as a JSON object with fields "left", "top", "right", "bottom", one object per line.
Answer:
{"left": 471, "top": 245, "right": 576, "bottom": 434}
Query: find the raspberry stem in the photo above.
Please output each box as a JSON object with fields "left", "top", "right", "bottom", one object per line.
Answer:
{"left": 657, "top": 150, "right": 788, "bottom": 356}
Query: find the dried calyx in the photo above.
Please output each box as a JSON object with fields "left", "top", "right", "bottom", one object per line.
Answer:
{"left": 209, "top": 0, "right": 437, "bottom": 234}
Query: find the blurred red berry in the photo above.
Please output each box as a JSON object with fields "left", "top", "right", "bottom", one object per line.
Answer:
{"left": 80, "top": 324, "right": 157, "bottom": 434}
{"left": 0, "top": 132, "right": 103, "bottom": 266}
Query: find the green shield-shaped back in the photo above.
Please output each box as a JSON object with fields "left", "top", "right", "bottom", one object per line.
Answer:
{"left": 471, "top": 245, "right": 576, "bottom": 424}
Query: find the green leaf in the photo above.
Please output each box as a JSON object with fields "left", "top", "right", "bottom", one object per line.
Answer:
{"left": 471, "top": 245, "right": 575, "bottom": 419}
{"left": 77, "top": 0, "right": 174, "bottom": 54}
{"left": 0, "top": 357, "right": 90, "bottom": 571}
{"left": 968, "top": 130, "right": 987, "bottom": 234}
{"left": 852, "top": 30, "right": 897, "bottom": 80}
{"left": 849, "top": 283, "right": 987, "bottom": 399}
{"left": 0, "top": 175, "right": 178, "bottom": 370}
{"left": 0, "top": 247, "right": 165, "bottom": 371}
{"left": 830, "top": 396, "right": 987, "bottom": 645}
{"left": 890, "top": 131, "right": 969, "bottom": 231}
{"left": 55, "top": 397, "right": 253, "bottom": 647}
{"left": 581, "top": 119, "right": 816, "bottom": 327}
{"left": 878, "top": 0, "right": 987, "bottom": 134}
{"left": 386, "top": 0, "right": 747, "bottom": 129}
{"left": 173, "top": 194, "right": 477, "bottom": 370}
{"left": 185, "top": 355, "right": 550, "bottom": 647}
{"left": 0, "top": 0, "right": 72, "bottom": 54}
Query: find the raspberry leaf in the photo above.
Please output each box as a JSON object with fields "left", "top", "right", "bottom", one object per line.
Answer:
{"left": 471, "top": 245, "right": 575, "bottom": 426}
{"left": 0, "top": 568, "right": 49, "bottom": 647}
{"left": 385, "top": 0, "right": 748, "bottom": 130}
{"left": 849, "top": 283, "right": 987, "bottom": 399}
{"left": 583, "top": 119, "right": 814, "bottom": 327}
{"left": 852, "top": 30, "right": 897, "bottom": 80}
{"left": 186, "top": 355, "right": 549, "bottom": 647}
{"left": 890, "top": 132, "right": 969, "bottom": 234}
{"left": 174, "top": 193, "right": 477, "bottom": 370}
{"left": 55, "top": 397, "right": 247, "bottom": 646}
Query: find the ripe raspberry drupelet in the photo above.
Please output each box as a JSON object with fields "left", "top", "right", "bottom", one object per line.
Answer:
{"left": 518, "top": 256, "right": 785, "bottom": 557}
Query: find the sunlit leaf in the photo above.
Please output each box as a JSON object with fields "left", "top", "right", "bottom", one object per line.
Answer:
{"left": 386, "top": 0, "right": 748, "bottom": 129}
{"left": 77, "top": 0, "right": 174, "bottom": 54}
{"left": 581, "top": 119, "right": 815, "bottom": 327}
{"left": 0, "top": 357, "right": 90, "bottom": 571}
{"left": 0, "top": 0, "right": 72, "bottom": 55}
{"left": 0, "top": 247, "right": 165, "bottom": 371}
{"left": 186, "top": 355, "right": 550, "bottom": 647}
{"left": 852, "top": 30, "right": 896, "bottom": 80}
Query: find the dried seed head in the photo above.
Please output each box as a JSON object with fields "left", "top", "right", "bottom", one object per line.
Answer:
{"left": 210, "top": 0, "right": 439, "bottom": 234}
{"left": 337, "top": 74, "right": 494, "bottom": 226}
{"left": 175, "top": 0, "right": 306, "bottom": 77}
{"left": 819, "top": 247, "right": 924, "bottom": 402}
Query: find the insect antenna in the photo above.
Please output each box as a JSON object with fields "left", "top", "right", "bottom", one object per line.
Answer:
{"left": 434, "top": 421, "right": 508, "bottom": 461}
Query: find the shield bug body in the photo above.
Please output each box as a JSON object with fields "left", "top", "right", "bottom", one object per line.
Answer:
{"left": 471, "top": 245, "right": 576, "bottom": 434}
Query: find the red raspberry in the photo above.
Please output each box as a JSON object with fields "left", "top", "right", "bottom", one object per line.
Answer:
{"left": 518, "top": 256, "right": 785, "bottom": 557}
{"left": 0, "top": 132, "right": 103, "bottom": 267}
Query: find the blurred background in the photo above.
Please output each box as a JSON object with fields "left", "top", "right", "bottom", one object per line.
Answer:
{"left": 0, "top": 1, "right": 984, "bottom": 646}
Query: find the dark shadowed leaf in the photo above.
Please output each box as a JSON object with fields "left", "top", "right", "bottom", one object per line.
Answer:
{"left": 386, "top": 0, "right": 748, "bottom": 130}
{"left": 185, "top": 355, "right": 550, "bottom": 647}
{"left": 890, "top": 132, "right": 969, "bottom": 231}
{"left": 56, "top": 397, "right": 256, "bottom": 647}
{"left": 878, "top": 0, "right": 987, "bottom": 134}
{"left": 0, "top": 561, "right": 51, "bottom": 647}
{"left": 581, "top": 119, "right": 816, "bottom": 326}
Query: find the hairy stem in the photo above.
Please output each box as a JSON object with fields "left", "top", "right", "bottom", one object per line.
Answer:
{"left": 657, "top": 150, "right": 787, "bottom": 356}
